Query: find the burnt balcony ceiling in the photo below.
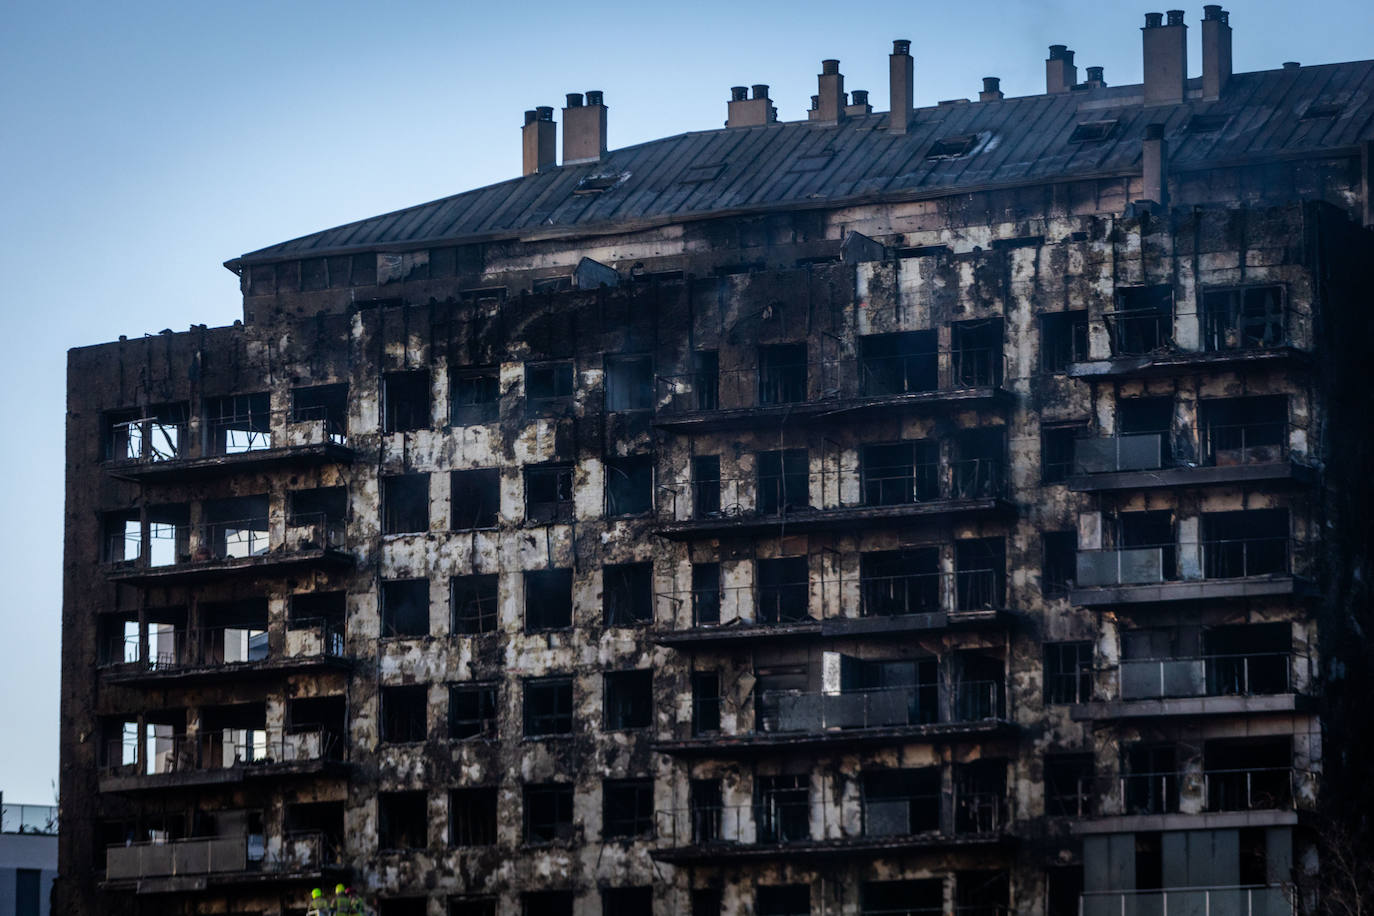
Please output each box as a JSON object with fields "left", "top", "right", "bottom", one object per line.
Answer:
{"left": 104, "top": 440, "right": 353, "bottom": 484}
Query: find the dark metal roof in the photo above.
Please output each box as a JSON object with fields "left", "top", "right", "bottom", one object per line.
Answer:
{"left": 233, "top": 62, "right": 1374, "bottom": 264}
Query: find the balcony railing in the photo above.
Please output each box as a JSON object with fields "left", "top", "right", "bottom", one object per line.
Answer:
{"left": 1081, "top": 886, "right": 1292, "bottom": 916}
{"left": 1074, "top": 422, "right": 1295, "bottom": 478}
{"left": 104, "top": 618, "right": 345, "bottom": 677}
{"left": 1118, "top": 771, "right": 1180, "bottom": 815}
{"left": 1118, "top": 767, "right": 1307, "bottom": 815}
{"left": 743, "top": 682, "right": 1006, "bottom": 735}
{"left": 1117, "top": 652, "right": 1294, "bottom": 701}
{"left": 1, "top": 803, "right": 58, "bottom": 835}
{"left": 1075, "top": 537, "right": 1298, "bottom": 589}
{"left": 105, "top": 513, "right": 347, "bottom": 578}
{"left": 103, "top": 727, "right": 343, "bottom": 780}
{"left": 105, "top": 830, "right": 333, "bottom": 881}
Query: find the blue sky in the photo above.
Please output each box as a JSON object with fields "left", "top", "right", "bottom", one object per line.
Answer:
{"left": 1, "top": 0, "right": 1369, "bottom": 803}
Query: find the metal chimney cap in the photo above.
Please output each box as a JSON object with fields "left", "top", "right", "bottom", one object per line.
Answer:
{"left": 585, "top": 90, "right": 604, "bottom": 106}
{"left": 892, "top": 39, "right": 911, "bottom": 55}
{"left": 752, "top": 84, "right": 770, "bottom": 100}
{"left": 524, "top": 110, "right": 538, "bottom": 126}
{"left": 536, "top": 106, "right": 554, "bottom": 120}
{"left": 982, "top": 77, "right": 1001, "bottom": 92}
{"left": 731, "top": 86, "right": 748, "bottom": 101}
{"left": 566, "top": 93, "right": 584, "bottom": 108}
{"left": 1086, "top": 66, "right": 1104, "bottom": 81}
{"left": 1283, "top": 61, "right": 1300, "bottom": 70}
{"left": 1166, "top": 9, "right": 1185, "bottom": 25}
{"left": 821, "top": 59, "right": 840, "bottom": 75}
{"left": 1144, "top": 12, "right": 1164, "bottom": 27}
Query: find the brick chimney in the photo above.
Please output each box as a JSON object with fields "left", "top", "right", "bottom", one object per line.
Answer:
{"left": 522, "top": 107, "right": 556, "bottom": 176}
{"left": 1046, "top": 46, "right": 1077, "bottom": 93}
{"left": 1201, "top": 5, "right": 1232, "bottom": 100}
{"left": 979, "top": 77, "right": 1004, "bottom": 102}
{"left": 1082, "top": 66, "right": 1107, "bottom": 89}
{"left": 889, "top": 40, "right": 914, "bottom": 134}
{"left": 1142, "top": 11, "right": 1188, "bottom": 106}
{"left": 727, "top": 84, "right": 776, "bottom": 128}
{"left": 812, "top": 59, "right": 845, "bottom": 123}
{"left": 1142, "top": 122, "right": 1168, "bottom": 204}
{"left": 563, "top": 91, "right": 607, "bottom": 164}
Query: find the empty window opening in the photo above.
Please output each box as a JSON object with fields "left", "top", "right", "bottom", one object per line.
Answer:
{"left": 287, "top": 695, "right": 346, "bottom": 744}
{"left": 691, "top": 889, "right": 723, "bottom": 916}
{"left": 525, "top": 569, "right": 573, "bottom": 631}
{"left": 862, "top": 441, "right": 938, "bottom": 505}
{"left": 289, "top": 592, "right": 345, "bottom": 650}
{"left": 524, "top": 677, "right": 573, "bottom": 736}
{"left": 452, "top": 574, "right": 499, "bottom": 635}
{"left": 1042, "top": 424, "right": 1086, "bottom": 484}
{"left": 381, "top": 686, "right": 427, "bottom": 743}
{"left": 955, "top": 538, "right": 1005, "bottom": 610}
{"left": 1042, "top": 530, "right": 1078, "bottom": 596}
{"left": 383, "top": 370, "right": 431, "bottom": 433}
{"left": 1044, "top": 641, "right": 1092, "bottom": 704}
{"left": 1202, "top": 509, "right": 1289, "bottom": 578}
{"left": 525, "top": 463, "right": 574, "bottom": 524}
{"left": 1107, "top": 286, "right": 1173, "bottom": 356}
{"left": 450, "top": 788, "right": 498, "bottom": 846}
{"left": 198, "top": 598, "right": 269, "bottom": 666}
{"left": 860, "top": 548, "right": 939, "bottom": 617}
{"left": 449, "top": 683, "right": 498, "bottom": 740}
{"left": 859, "top": 331, "right": 937, "bottom": 395}
{"left": 451, "top": 368, "right": 500, "bottom": 425}
{"left": 1045, "top": 754, "right": 1095, "bottom": 817}
{"left": 603, "top": 562, "right": 652, "bottom": 626}
{"left": 525, "top": 361, "right": 575, "bottom": 406}
{"left": 378, "top": 791, "right": 427, "bottom": 850}
{"left": 205, "top": 392, "right": 271, "bottom": 454}
{"left": 756, "top": 449, "right": 809, "bottom": 514}
{"left": 379, "top": 900, "right": 428, "bottom": 916}
{"left": 97, "top": 614, "right": 142, "bottom": 667}
{"left": 757, "top": 883, "right": 811, "bottom": 916}
{"left": 602, "top": 779, "right": 654, "bottom": 839}
{"left": 523, "top": 784, "right": 574, "bottom": 843}
{"left": 605, "top": 355, "right": 653, "bottom": 411}
{"left": 1046, "top": 868, "right": 1085, "bottom": 916}
{"left": 1200, "top": 395, "right": 1287, "bottom": 466}
{"left": 950, "top": 319, "right": 1004, "bottom": 387}
{"left": 285, "top": 801, "right": 344, "bottom": 858}
{"left": 1068, "top": 119, "right": 1117, "bottom": 142}
{"left": 288, "top": 486, "right": 346, "bottom": 527}
{"left": 836, "top": 656, "right": 940, "bottom": 725}
{"left": 953, "top": 653, "right": 1005, "bottom": 721}
{"left": 692, "top": 350, "right": 719, "bottom": 411}
{"left": 524, "top": 890, "right": 574, "bottom": 916}
{"left": 604, "top": 670, "right": 653, "bottom": 730}
{"left": 1118, "top": 510, "right": 1177, "bottom": 579}
{"left": 200, "top": 703, "right": 269, "bottom": 767}
{"left": 956, "top": 871, "right": 1010, "bottom": 916}
{"left": 601, "top": 887, "right": 652, "bottom": 916}
{"left": 863, "top": 880, "right": 943, "bottom": 916}
{"left": 203, "top": 495, "right": 269, "bottom": 560}
{"left": 691, "top": 562, "right": 721, "bottom": 626}
{"left": 451, "top": 898, "right": 498, "bottom": 916}
{"left": 291, "top": 383, "right": 348, "bottom": 442}
{"left": 756, "top": 776, "right": 810, "bottom": 844}
{"left": 862, "top": 768, "right": 940, "bottom": 836}
{"left": 1203, "top": 623, "right": 1291, "bottom": 695}
{"left": 689, "top": 779, "right": 724, "bottom": 844}
{"left": 1123, "top": 745, "right": 1179, "bottom": 815}
{"left": 758, "top": 343, "right": 807, "bottom": 405}
{"left": 757, "top": 556, "right": 810, "bottom": 624}
{"left": 1040, "top": 311, "right": 1089, "bottom": 372}
{"left": 605, "top": 455, "right": 653, "bottom": 516}
{"left": 953, "top": 428, "right": 1005, "bottom": 498}
{"left": 691, "top": 671, "right": 721, "bottom": 735}
{"left": 105, "top": 402, "right": 189, "bottom": 462}
{"left": 382, "top": 474, "right": 430, "bottom": 535}
{"left": 381, "top": 579, "right": 429, "bottom": 638}
{"left": 452, "top": 469, "right": 500, "bottom": 529}
{"left": 692, "top": 455, "right": 721, "bottom": 519}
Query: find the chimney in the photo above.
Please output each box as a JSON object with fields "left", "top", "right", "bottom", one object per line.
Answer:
{"left": 1083, "top": 66, "right": 1107, "bottom": 89}
{"left": 1142, "top": 11, "right": 1188, "bottom": 106}
{"left": 812, "top": 59, "right": 845, "bottom": 123}
{"left": 727, "top": 84, "right": 776, "bottom": 128}
{"left": 1142, "top": 122, "right": 1168, "bottom": 205}
{"left": 845, "top": 89, "right": 873, "bottom": 117}
{"left": 522, "top": 106, "right": 556, "bottom": 176}
{"left": 1046, "top": 45, "right": 1077, "bottom": 93}
{"left": 1201, "top": 6, "right": 1232, "bottom": 100}
{"left": 889, "top": 39, "right": 914, "bottom": 134}
{"left": 979, "top": 77, "right": 1004, "bottom": 102}
{"left": 563, "top": 91, "right": 607, "bottom": 164}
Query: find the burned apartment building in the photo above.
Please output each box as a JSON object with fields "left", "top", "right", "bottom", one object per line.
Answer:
{"left": 57, "top": 7, "right": 1374, "bottom": 916}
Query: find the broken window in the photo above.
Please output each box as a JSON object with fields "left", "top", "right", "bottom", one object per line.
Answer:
{"left": 602, "top": 779, "right": 654, "bottom": 839}
{"left": 953, "top": 653, "right": 1005, "bottom": 720}
{"left": 288, "top": 486, "right": 347, "bottom": 526}
{"left": 450, "top": 367, "right": 500, "bottom": 425}
{"left": 691, "top": 889, "right": 723, "bottom": 916}
{"left": 198, "top": 599, "right": 269, "bottom": 666}
{"left": 1201, "top": 285, "right": 1285, "bottom": 350}
{"left": 451, "top": 575, "right": 499, "bottom": 635}
{"left": 525, "top": 361, "right": 575, "bottom": 411}
{"left": 838, "top": 657, "right": 939, "bottom": 725}
{"left": 690, "top": 779, "right": 723, "bottom": 844}
{"left": 951, "top": 319, "right": 1004, "bottom": 386}
{"left": 382, "top": 474, "right": 430, "bottom": 535}
{"left": 289, "top": 592, "right": 346, "bottom": 652}
{"left": 1040, "top": 311, "right": 1089, "bottom": 372}
{"left": 452, "top": 469, "right": 500, "bottom": 529}
{"left": 756, "top": 776, "right": 810, "bottom": 844}
{"left": 757, "top": 884, "right": 810, "bottom": 916}
{"left": 756, "top": 449, "right": 809, "bottom": 514}
{"left": 756, "top": 556, "right": 810, "bottom": 624}
{"left": 860, "top": 548, "right": 939, "bottom": 617}
{"left": 1044, "top": 641, "right": 1092, "bottom": 704}
{"left": 285, "top": 801, "right": 344, "bottom": 861}
{"left": 205, "top": 393, "right": 271, "bottom": 454}
{"left": 862, "top": 768, "right": 940, "bottom": 836}
{"left": 378, "top": 791, "right": 427, "bottom": 850}
{"left": 96, "top": 615, "right": 141, "bottom": 667}
{"left": 926, "top": 133, "right": 979, "bottom": 158}
{"left": 525, "top": 463, "right": 574, "bottom": 524}
{"left": 1118, "top": 510, "right": 1177, "bottom": 579}
{"left": 862, "top": 880, "right": 943, "bottom": 916}
{"left": 523, "top": 783, "right": 574, "bottom": 843}
{"left": 861, "top": 441, "right": 939, "bottom": 505}
{"left": 952, "top": 428, "right": 1005, "bottom": 498}
{"left": 1045, "top": 754, "right": 1095, "bottom": 818}
{"left": 603, "top": 562, "right": 652, "bottom": 627}
{"left": 601, "top": 888, "right": 652, "bottom": 916}
{"left": 203, "top": 496, "right": 268, "bottom": 560}
{"left": 1041, "top": 424, "right": 1086, "bottom": 484}
{"left": 449, "top": 683, "right": 498, "bottom": 740}
{"left": 1042, "top": 530, "right": 1078, "bottom": 596}
{"left": 1068, "top": 119, "right": 1117, "bottom": 142}
{"left": 103, "top": 511, "right": 142, "bottom": 565}
{"left": 1203, "top": 509, "right": 1289, "bottom": 578}
{"left": 1107, "top": 286, "right": 1173, "bottom": 356}
{"left": 1205, "top": 738, "right": 1292, "bottom": 811}
{"left": 524, "top": 891, "right": 574, "bottom": 916}
{"left": 691, "top": 671, "right": 721, "bottom": 735}
{"left": 604, "top": 670, "right": 652, "bottom": 730}
{"left": 859, "top": 331, "right": 937, "bottom": 395}
{"left": 381, "top": 686, "right": 428, "bottom": 743}
{"left": 291, "top": 384, "right": 348, "bottom": 443}
{"left": 955, "top": 538, "right": 1005, "bottom": 610}
{"left": 956, "top": 872, "right": 1010, "bottom": 916}
{"left": 954, "top": 760, "right": 1007, "bottom": 833}
{"left": 1123, "top": 744, "right": 1179, "bottom": 815}
{"left": 383, "top": 370, "right": 431, "bottom": 433}
{"left": 1200, "top": 396, "right": 1287, "bottom": 466}
{"left": 287, "top": 695, "right": 346, "bottom": 746}
{"left": 692, "top": 455, "right": 721, "bottom": 519}
{"left": 692, "top": 350, "right": 719, "bottom": 411}
{"left": 451, "top": 898, "right": 497, "bottom": 916}
{"left": 525, "top": 569, "right": 572, "bottom": 631}
{"left": 691, "top": 562, "right": 721, "bottom": 626}
{"left": 450, "top": 788, "right": 498, "bottom": 846}
{"left": 758, "top": 343, "right": 807, "bottom": 405}
{"left": 605, "top": 355, "right": 653, "bottom": 411}
{"left": 523, "top": 677, "right": 573, "bottom": 736}
{"left": 104, "top": 403, "right": 189, "bottom": 462}
{"left": 381, "top": 579, "right": 429, "bottom": 637}
{"left": 1204, "top": 623, "right": 1290, "bottom": 696}
{"left": 605, "top": 455, "right": 652, "bottom": 516}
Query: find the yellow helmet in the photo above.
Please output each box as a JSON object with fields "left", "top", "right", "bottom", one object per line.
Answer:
{"left": 311, "top": 888, "right": 323, "bottom": 899}
{"left": 335, "top": 884, "right": 347, "bottom": 895}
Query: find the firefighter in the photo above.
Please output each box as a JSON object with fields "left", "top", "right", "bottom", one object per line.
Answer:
{"left": 306, "top": 887, "right": 331, "bottom": 916}
{"left": 332, "top": 883, "right": 357, "bottom": 915}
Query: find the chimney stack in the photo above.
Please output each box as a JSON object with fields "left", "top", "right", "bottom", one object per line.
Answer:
{"left": 1142, "top": 11, "right": 1188, "bottom": 106}
{"left": 811, "top": 59, "right": 845, "bottom": 123}
{"left": 522, "top": 106, "right": 556, "bottom": 176}
{"left": 1083, "top": 66, "right": 1107, "bottom": 89}
{"left": 979, "top": 77, "right": 1004, "bottom": 102}
{"left": 845, "top": 89, "right": 873, "bottom": 116}
{"left": 1142, "top": 122, "right": 1168, "bottom": 205}
{"left": 889, "top": 39, "right": 914, "bottom": 134}
{"left": 1201, "top": 6, "right": 1232, "bottom": 100}
{"left": 563, "top": 91, "right": 607, "bottom": 164}
{"left": 727, "top": 84, "right": 776, "bottom": 128}
{"left": 1046, "top": 46, "right": 1078, "bottom": 93}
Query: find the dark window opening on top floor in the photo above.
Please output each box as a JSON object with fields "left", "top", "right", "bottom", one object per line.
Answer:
{"left": 1040, "top": 311, "right": 1089, "bottom": 372}
{"left": 383, "top": 370, "right": 431, "bottom": 433}
{"left": 525, "top": 569, "right": 572, "bottom": 631}
{"left": 1107, "top": 286, "right": 1173, "bottom": 356}
{"left": 450, "top": 787, "right": 498, "bottom": 846}
{"left": 862, "top": 768, "right": 940, "bottom": 836}
{"left": 757, "top": 448, "right": 809, "bottom": 514}
{"left": 104, "top": 402, "right": 189, "bottom": 463}
{"left": 291, "top": 383, "right": 348, "bottom": 443}
{"left": 526, "top": 361, "right": 575, "bottom": 410}
{"left": 951, "top": 319, "right": 1003, "bottom": 386}
{"left": 604, "top": 670, "right": 652, "bottom": 730}
{"left": 205, "top": 393, "right": 271, "bottom": 455}
{"left": 451, "top": 368, "right": 500, "bottom": 425}
{"left": 1200, "top": 396, "right": 1288, "bottom": 466}
{"left": 452, "top": 469, "right": 500, "bottom": 529}
{"left": 757, "top": 556, "right": 810, "bottom": 624}
{"left": 859, "top": 331, "right": 937, "bottom": 396}
{"left": 953, "top": 428, "right": 1005, "bottom": 499}
{"left": 602, "top": 779, "right": 654, "bottom": 839}
{"left": 523, "top": 784, "right": 574, "bottom": 843}
{"left": 606, "top": 455, "right": 652, "bottom": 516}
{"left": 1042, "top": 530, "right": 1078, "bottom": 597}
{"left": 758, "top": 343, "right": 807, "bottom": 405}
{"left": 1044, "top": 641, "right": 1093, "bottom": 704}
{"left": 449, "top": 683, "right": 498, "bottom": 740}
{"left": 525, "top": 463, "right": 574, "bottom": 524}
{"left": 692, "top": 350, "right": 719, "bottom": 411}
{"left": 603, "top": 562, "right": 652, "bottom": 627}
{"left": 692, "top": 455, "right": 721, "bottom": 519}
{"left": 862, "top": 441, "right": 938, "bottom": 505}
{"left": 1045, "top": 754, "right": 1095, "bottom": 817}
{"left": 956, "top": 538, "right": 1005, "bottom": 611}
{"left": 692, "top": 671, "right": 721, "bottom": 735}
{"left": 757, "top": 883, "right": 811, "bottom": 916}
{"left": 381, "top": 686, "right": 427, "bottom": 743}
{"left": 288, "top": 486, "right": 346, "bottom": 527}
{"left": 524, "top": 677, "right": 573, "bottom": 736}
{"left": 452, "top": 574, "right": 499, "bottom": 635}
{"left": 692, "top": 562, "right": 722, "bottom": 626}
{"left": 301, "top": 257, "right": 328, "bottom": 291}
{"left": 382, "top": 474, "right": 429, "bottom": 534}
{"left": 1042, "top": 424, "right": 1086, "bottom": 484}
{"left": 605, "top": 355, "right": 653, "bottom": 411}
{"left": 381, "top": 579, "right": 429, "bottom": 638}
{"left": 860, "top": 548, "right": 939, "bottom": 617}
{"left": 378, "top": 791, "right": 427, "bottom": 850}
{"left": 602, "top": 887, "right": 652, "bottom": 916}
{"left": 863, "top": 880, "right": 943, "bottom": 916}
{"left": 524, "top": 891, "right": 574, "bottom": 916}
{"left": 1203, "top": 509, "right": 1290, "bottom": 578}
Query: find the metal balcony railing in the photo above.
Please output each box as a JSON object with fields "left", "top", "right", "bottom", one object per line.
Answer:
{"left": 106, "top": 513, "right": 346, "bottom": 571}
{"left": 1104, "top": 309, "right": 1174, "bottom": 357}
{"left": 1119, "top": 771, "right": 1180, "bottom": 815}
{"left": 103, "top": 727, "right": 343, "bottom": 778}
{"left": 1203, "top": 766, "right": 1306, "bottom": 812}
{"left": 1074, "top": 422, "right": 1293, "bottom": 475}
{"left": 1117, "top": 652, "right": 1295, "bottom": 701}
{"left": 1081, "top": 885, "right": 1292, "bottom": 916}
{"left": 1, "top": 803, "right": 58, "bottom": 835}
{"left": 745, "top": 682, "right": 1005, "bottom": 736}
{"left": 105, "top": 830, "right": 330, "bottom": 880}
{"left": 1075, "top": 537, "right": 1299, "bottom": 588}
{"left": 107, "top": 618, "right": 344, "bottom": 673}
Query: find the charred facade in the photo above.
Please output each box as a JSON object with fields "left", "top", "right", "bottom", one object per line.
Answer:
{"left": 58, "top": 8, "right": 1374, "bottom": 916}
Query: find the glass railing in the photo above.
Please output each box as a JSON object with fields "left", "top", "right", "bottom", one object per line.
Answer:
{"left": 1074, "top": 422, "right": 1292, "bottom": 475}
{"left": 1075, "top": 537, "right": 1297, "bottom": 588}
{"left": 102, "top": 727, "right": 343, "bottom": 777}
{"left": 0, "top": 803, "right": 58, "bottom": 835}
{"left": 105, "top": 830, "right": 329, "bottom": 880}
{"left": 1117, "top": 652, "right": 1294, "bottom": 700}
{"left": 1082, "top": 885, "right": 1291, "bottom": 916}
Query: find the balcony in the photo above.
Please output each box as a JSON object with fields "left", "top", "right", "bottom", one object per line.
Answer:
{"left": 653, "top": 351, "right": 1012, "bottom": 433}
{"left": 1081, "top": 886, "right": 1292, "bottom": 916}
{"left": 1073, "top": 651, "right": 1310, "bottom": 720}
{"left": 101, "top": 618, "right": 349, "bottom": 686}
{"left": 1, "top": 803, "right": 58, "bottom": 835}
{"left": 98, "top": 727, "right": 346, "bottom": 793}
{"left": 103, "top": 830, "right": 343, "bottom": 894}
{"left": 1067, "top": 424, "right": 1314, "bottom": 492}
{"left": 1076, "top": 767, "right": 1311, "bottom": 834}
{"left": 104, "top": 513, "right": 350, "bottom": 585}
{"left": 1069, "top": 538, "right": 1313, "bottom": 606}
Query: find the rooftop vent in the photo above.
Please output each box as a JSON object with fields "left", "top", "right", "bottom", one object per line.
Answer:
{"left": 1301, "top": 100, "right": 1343, "bottom": 119}
{"left": 1069, "top": 119, "right": 1118, "bottom": 143}
{"left": 925, "top": 134, "right": 980, "bottom": 159}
